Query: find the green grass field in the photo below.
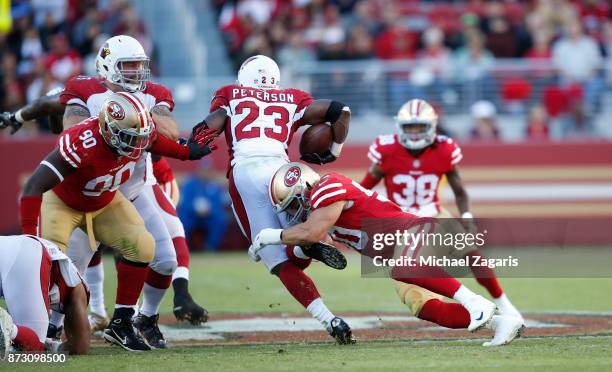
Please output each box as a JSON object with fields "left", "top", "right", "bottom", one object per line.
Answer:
{"left": 5, "top": 252, "right": 612, "bottom": 371}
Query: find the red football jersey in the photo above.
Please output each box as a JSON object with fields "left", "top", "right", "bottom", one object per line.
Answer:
{"left": 52, "top": 118, "right": 148, "bottom": 211}
{"left": 310, "top": 172, "right": 416, "bottom": 251}
{"left": 210, "top": 84, "right": 313, "bottom": 170}
{"left": 367, "top": 134, "right": 462, "bottom": 216}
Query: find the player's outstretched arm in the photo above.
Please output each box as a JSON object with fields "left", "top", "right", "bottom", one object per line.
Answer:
{"left": 63, "top": 104, "right": 91, "bottom": 129}
{"left": 301, "top": 99, "right": 351, "bottom": 164}
{"left": 0, "top": 93, "right": 65, "bottom": 134}
{"left": 151, "top": 105, "right": 180, "bottom": 140}
{"left": 61, "top": 283, "right": 90, "bottom": 355}
{"left": 148, "top": 131, "right": 217, "bottom": 160}
{"left": 360, "top": 162, "right": 384, "bottom": 189}
{"left": 20, "top": 150, "right": 75, "bottom": 234}
{"left": 446, "top": 167, "right": 471, "bottom": 217}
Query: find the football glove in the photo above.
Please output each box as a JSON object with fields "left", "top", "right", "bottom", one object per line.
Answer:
{"left": 300, "top": 151, "right": 337, "bottom": 165}
{"left": 0, "top": 112, "right": 23, "bottom": 134}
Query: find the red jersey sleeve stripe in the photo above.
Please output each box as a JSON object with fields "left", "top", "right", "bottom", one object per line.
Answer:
{"left": 312, "top": 189, "right": 347, "bottom": 209}
{"left": 451, "top": 153, "right": 463, "bottom": 165}
{"left": 310, "top": 182, "right": 343, "bottom": 201}
{"left": 59, "top": 135, "right": 79, "bottom": 168}
{"left": 64, "top": 134, "right": 81, "bottom": 163}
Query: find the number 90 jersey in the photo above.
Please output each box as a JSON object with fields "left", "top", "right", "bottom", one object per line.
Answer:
{"left": 52, "top": 117, "right": 149, "bottom": 211}
{"left": 367, "top": 134, "right": 463, "bottom": 217}
{"left": 210, "top": 85, "right": 314, "bottom": 168}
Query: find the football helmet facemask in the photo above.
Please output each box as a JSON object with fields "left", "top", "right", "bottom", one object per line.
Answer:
{"left": 395, "top": 99, "right": 438, "bottom": 150}
{"left": 96, "top": 35, "right": 151, "bottom": 92}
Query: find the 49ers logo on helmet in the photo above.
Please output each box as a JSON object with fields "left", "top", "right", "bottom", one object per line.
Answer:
{"left": 284, "top": 166, "right": 301, "bottom": 187}
{"left": 107, "top": 101, "right": 125, "bottom": 121}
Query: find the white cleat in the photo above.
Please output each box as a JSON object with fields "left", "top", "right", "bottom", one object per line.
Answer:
{"left": 464, "top": 295, "right": 496, "bottom": 332}
{"left": 483, "top": 315, "right": 525, "bottom": 347}
{"left": 0, "top": 307, "right": 15, "bottom": 360}
{"left": 495, "top": 295, "right": 524, "bottom": 324}
{"left": 89, "top": 312, "right": 110, "bottom": 334}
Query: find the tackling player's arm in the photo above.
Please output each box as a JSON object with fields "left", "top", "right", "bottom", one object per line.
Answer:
{"left": 0, "top": 93, "right": 65, "bottom": 134}
{"left": 20, "top": 150, "right": 76, "bottom": 234}
{"left": 300, "top": 99, "right": 351, "bottom": 164}
{"left": 147, "top": 129, "right": 218, "bottom": 161}
{"left": 151, "top": 105, "right": 180, "bottom": 141}
{"left": 63, "top": 104, "right": 91, "bottom": 128}
{"left": 60, "top": 283, "right": 90, "bottom": 355}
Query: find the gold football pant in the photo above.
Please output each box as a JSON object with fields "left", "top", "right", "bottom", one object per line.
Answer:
{"left": 40, "top": 191, "right": 155, "bottom": 263}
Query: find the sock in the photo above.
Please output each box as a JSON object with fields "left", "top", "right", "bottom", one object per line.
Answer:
{"left": 86, "top": 255, "right": 106, "bottom": 316}
{"left": 112, "top": 306, "right": 135, "bottom": 320}
{"left": 49, "top": 310, "right": 65, "bottom": 328}
{"left": 452, "top": 285, "right": 478, "bottom": 304}
{"left": 140, "top": 268, "right": 172, "bottom": 317}
{"left": 172, "top": 237, "right": 190, "bottom": 271}
{"left": 468, "top": 252, "right": 504, "bottom": 298}
{"left": 418, "top": 299, "right": 470, "bottom": 329}
{"left": 286, "top": 245, "right": 312, "bottom": 270}
{"left": 277, "top": 262, "right": 321, "bottom": 308}
{"left": 115, "top": 258, "right": 148, "bottom": 312}
{"left": 13, "top": 326, "right": 45, "bottom": 352}
{"left": 392, "top": 265, "right": 462, "bottom": 299}
{"left": 306, "top": 298, "right": 335, "bottom": 327}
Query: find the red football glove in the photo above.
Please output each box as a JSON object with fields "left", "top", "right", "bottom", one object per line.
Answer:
{"left": 20, "top": 195, "right": 42, "bottom": 236}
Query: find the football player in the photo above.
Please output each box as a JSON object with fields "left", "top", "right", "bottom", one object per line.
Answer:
{"left": 359, "top": 99, "right": 523, "bottom": 327}
{"left": 19, "top": 92, "right": 214, "bottom": 351}
{"left": 1, "top": 35, "right": 208, "bottom": 333}
{"left": 0, "top": 235, "right": 89, "bottom": 356}
{"left": 250, "top": 162, "right": 525, "bottom": 346}
{"left": 195, "top": 55, "right": 354, "bottom": 344}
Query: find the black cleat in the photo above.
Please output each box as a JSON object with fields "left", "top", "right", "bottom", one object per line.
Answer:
{"left": 134, "top": 314, "right": 167, "bottom": 349}
{"left": 303, "top": 242, "right": 347, "bottom": 270}
{"left": 103, "top": 317, "right": 151, "bottom": 352}
{"left": 327, "top": 317, "right": 356, "bottom": 345}
{"left": 46, "top": 323, "right": 63, "bottom": 340}
{"left": 173, "top": 294, "right": 209, "bottom": 325}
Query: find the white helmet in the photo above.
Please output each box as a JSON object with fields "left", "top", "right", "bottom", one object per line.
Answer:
{"left": 395, "top": 99, "right": 438, "bottom": 150}
{"left": 99, "top": 92, "right": 153, "bottom": 159}
{"left": 237, "top": 55, "right": 280, "bottom": 90}
{"left": 269, "top": 162, "right": 320, "bottom": 224}
{"left": 95, "top": 35, "right": 150, "bottom": 92}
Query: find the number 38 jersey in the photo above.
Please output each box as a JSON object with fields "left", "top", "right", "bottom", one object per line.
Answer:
{"left": 52, "top": 117, "right": 149, "bottom": 211}
{"left": 367, "top": 134, "right": 463, "bottom": 217}
{"left": 210, "top": 84, "right": 313, "bottom": 169}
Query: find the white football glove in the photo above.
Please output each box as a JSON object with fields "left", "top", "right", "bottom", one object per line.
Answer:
{"left": 248, "top": 228, "right": 283, "bottom": 262}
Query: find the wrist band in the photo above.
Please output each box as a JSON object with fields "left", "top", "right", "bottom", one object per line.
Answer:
{"left": 14, "top": 110, "right": 25, "bottom": 123}
{"left": 461, "top": 212, "right": 474, "bottom": 219}
{"left": 330, "top": 142, "right": 343, "bottom": 157}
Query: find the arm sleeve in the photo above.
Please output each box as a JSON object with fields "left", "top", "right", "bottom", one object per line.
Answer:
{"left": 149, "top": 133, "right": 190, "bottom": 160}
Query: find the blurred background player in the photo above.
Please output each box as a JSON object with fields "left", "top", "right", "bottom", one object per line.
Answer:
{"left": 198, "top": 54, "right": 354, "bottom": 343}
{"left": 360, "top": 99, "right": 523, "bottom": 326}
{"left": 253, "top": 162, "right": 524, "bottom": 347}
{"left": 0, "top": 235, "right": 89, "bottom": 356}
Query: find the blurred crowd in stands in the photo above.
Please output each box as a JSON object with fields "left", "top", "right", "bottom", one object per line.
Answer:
{"left": 0, "top": 0, "right": 155, "bottom": 134}
{"left": 213, "top": 0, "right": 612, "bottom": 139}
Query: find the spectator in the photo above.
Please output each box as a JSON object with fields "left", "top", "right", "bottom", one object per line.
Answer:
{"left": 470, "top": 100, "right": 500, "bottom": 140}
{"left": 374, "top": 18, "right": 416, "bottom": 60}
{"left": 278, "top": 33, "right": 315, "bottom": 70}
{"left": 526, "top": 105, "right": 550, "bottom": 140}
{"left": 453, "top": 31, "right": 495, "bottom": 104}
{"left": 44, "top": 33, "right": 81, "bottom": 82}
{"left": 552, "top": 20, "right": 603, "bottom": 112}
{"left": 17, "top": 27, "right": 43, "bottom": 76}
{"left": 177, "top": 160, "right": 229, "bottom": 252}
{"left": 408, "top": 27, "right": 451, "bottom": 104}
{"left": 345, "top": 23, "right": 373, "bottom": 60}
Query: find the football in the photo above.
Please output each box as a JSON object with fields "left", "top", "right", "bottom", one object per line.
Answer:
{"left": 299, "top": 123, "right": 333, "bottom": 157}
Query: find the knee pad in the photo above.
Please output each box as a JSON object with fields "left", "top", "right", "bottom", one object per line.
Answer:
{"left": 149, "top": 259, "right": 177, "bottom": 276}
{"left": 394, "top": 282, "right": 442, "bottom": 316}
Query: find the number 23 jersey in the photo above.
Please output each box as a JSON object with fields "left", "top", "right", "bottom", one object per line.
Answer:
{"left": 52, "top": 117, "right": 148, "bottom": 211}
{"left": 368, "top": 134, "right": 463, "bottom": 217}
{"left": 210, "top": 84, "right": 313, "bottom": 168}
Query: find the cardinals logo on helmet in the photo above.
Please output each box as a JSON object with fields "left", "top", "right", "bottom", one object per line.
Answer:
{"left": 99, "top": 43, "right": 111, "bottom": 59}
{"left": 284, "top": 166, "right": 301, "bottom": 187}
{"left": 107, "top": 101, "right": 125, "bottom": 121}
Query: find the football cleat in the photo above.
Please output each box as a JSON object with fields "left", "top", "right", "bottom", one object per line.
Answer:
{"left": 89, "top": 312, "right": 110, "bottom": 334}
{"left": 483, "top": 315, "right": 525, "bottom": 347}
{"left": 134, "top": 314, "right": 167, "bottom": 349}
{"left": 302, "top": 243, "right": 347, "bottom": 270}
{"left": 326, "top": 317, "right": 356, "bottom": 345}
{"left": 173, "top": 294, "right": 209, "bottom": 325}
{"left": 0, "top": 307, "right": 14, "bottom": 360}
{"left": 103, "top": 317, "right": 151, "bottom": 352}
{"left": 495, "top": 295, "right": 525, "bottom": 324}
{"left": 463, "top": 295, "right": 496, "bottom": 332}
{"left": 46, "top": 323, "right": 63, "bottom": 340}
